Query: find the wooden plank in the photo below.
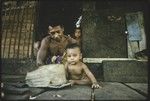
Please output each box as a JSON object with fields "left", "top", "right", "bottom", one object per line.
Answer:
{"left": 22, "top": 8, "right": 28, "bottom": 58}
{"left": 27, "top": 3, "right": 35, "bottom": 58}
{"left": 13, "top": 7, "right": 22, "bottom": 58}
{"left": 7, "top": 7, "right": 16, "bottom": 58}
{"left": 2, "top": 4, "right": 12, "bottom": 58}
{"left": 17, "top": 8, "right": 25, "bottom": 59}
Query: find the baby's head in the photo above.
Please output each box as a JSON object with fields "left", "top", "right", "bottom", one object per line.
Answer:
{"left": 66, "top": 43, "right": 82, "bottom": 65}
{"left": 74, "top": 27, "right": 81, "bottom": 38}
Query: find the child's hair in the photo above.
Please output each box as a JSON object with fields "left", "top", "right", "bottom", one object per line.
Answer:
{"left": 66, "top": 43, "right": 81, "bottom": 51}
{"left": 74, "top": 27, "right": 82, "bottom": 32}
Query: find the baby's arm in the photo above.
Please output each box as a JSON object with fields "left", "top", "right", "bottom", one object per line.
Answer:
{"left": 64, "top": 62, "right": 69, "bottom": 79}
{"left": 69, "top": 79, "right": 91, "bottom": 86}
{"left": 82, "top": 64, "right": 102, "bottom": 88}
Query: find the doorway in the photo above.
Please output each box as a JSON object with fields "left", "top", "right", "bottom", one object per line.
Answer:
{"left": 125, "top": 11, "right": 147, "bottom": 59}
{"left": 36, "top": 1, "right": 83, "bottom": 41}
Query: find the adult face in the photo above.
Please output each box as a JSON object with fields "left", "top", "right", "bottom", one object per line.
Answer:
{"left": 49, "top": 25, "right": 64, "bottom": 41}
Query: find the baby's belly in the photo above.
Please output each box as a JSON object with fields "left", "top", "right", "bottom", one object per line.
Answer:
{"left": 70, "top": 74, "right": 83, "bottom": 80}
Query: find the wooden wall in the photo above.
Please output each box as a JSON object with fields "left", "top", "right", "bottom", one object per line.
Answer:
{"left": 1, "top": 1, "right": 37, "bottom": 59}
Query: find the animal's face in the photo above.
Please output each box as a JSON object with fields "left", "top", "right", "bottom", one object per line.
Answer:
{"left": 49, "top": 25, "right": 64, "bottom": 41}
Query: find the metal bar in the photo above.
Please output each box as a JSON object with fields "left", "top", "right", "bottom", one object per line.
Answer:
{"left": 2, "top": 2, "right": 13, "bottom": 58}
{"left": 27, "top": 7, "right": 31, "bottom": 58}
{"left": 91, "top": 88, "right": 95, "bottom": 101}
{"left": 31, "top": 1, "right": 39, "bottom": 58}
{"left": 31, "top": 3, "right": 37, "bottom": 58}
{"left": 7, "top": 8, "right": 17, "bottom": 58}
{"left": 17, "top": 5, "right": 25, "bottom": 59}
{"left": 26, "top": 0, "right": 32, "bottom": 58}
{"left": 22, "top": 7, "right": 28, "bottom": 58}
{"left": 13, "top": 8, "right": 21, "bottom": 58}
{"left": 27, "top": 3, "right": 35, "bottom": 58}
{"left": 1, "top": 2, "right": 8, "bottom": 59}
{"left": 2, "top": 2, "right": 7, "bottom": 32}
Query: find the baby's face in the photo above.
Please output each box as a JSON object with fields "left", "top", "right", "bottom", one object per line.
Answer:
{"left": 75, "top": 29, "right": 81, "bottom": 38}
{"left": 66, "top": 47, "right": 82, "bottom": 65}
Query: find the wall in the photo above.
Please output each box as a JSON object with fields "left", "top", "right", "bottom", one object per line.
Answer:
{"left": 82, "top": 2, "right": 127, "bottom": 58}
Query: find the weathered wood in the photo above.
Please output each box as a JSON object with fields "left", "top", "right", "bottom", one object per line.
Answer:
{"left": 7, "top": 8, "right": 16, "bottom": 58}
{"left": 28, "top": 3, "right": 35, "bottom": 58}
{"left": 2, "top": 1, "right": 36, "bottom": 59}
{"left": 26, "top": 64, "right": 68, "bottom": 87}
{"left": 2, "top": 4, "right": 12, "bottom": 58}
{"left": 17, "top": 7, "right": 25, "bottom": 59}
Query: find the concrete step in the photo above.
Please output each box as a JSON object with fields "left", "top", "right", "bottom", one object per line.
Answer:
{"left": 124, "top": 83, "right": 148, "bottom": 97}
{"left": 103, "top": 60, "right": 148, "bottom": 82}
{"left": 95, "top": 82, "right": 146, "bottom": 100}
{"left": 2, "top": 75, "right": 25, "bottom": 82}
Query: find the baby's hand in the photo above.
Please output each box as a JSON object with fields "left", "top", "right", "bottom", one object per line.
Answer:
{"left": 51, "top": 56, "right": 57, "bottom": 63}
{"left": 68, "top": 80, "right": 75, "bottom": 86}
{"left": 92, "top": 82, "right": 102, "bottom": 89}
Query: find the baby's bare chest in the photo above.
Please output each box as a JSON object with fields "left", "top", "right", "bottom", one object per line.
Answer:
{"left": 68, "top": 66, "right": 83, "bottom": 75}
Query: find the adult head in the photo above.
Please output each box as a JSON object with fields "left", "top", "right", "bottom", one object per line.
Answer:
{"left": 48, "top": 24, "right": 64, "bottom": 41}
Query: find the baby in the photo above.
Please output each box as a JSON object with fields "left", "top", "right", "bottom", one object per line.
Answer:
{"left": 65, "top": 43, "right": 102, "bottom": 88}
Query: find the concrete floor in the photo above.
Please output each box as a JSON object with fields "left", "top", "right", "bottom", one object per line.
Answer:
{"left": 29, "top": 82, "right": 148, "bottom": 100}
{"left": 2, "top": 74, "right": 148, "bottom": 100}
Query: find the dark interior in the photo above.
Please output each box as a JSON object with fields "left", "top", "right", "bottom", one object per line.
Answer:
{"left": 36, "top": 0, "right": 83, "bottom": 41}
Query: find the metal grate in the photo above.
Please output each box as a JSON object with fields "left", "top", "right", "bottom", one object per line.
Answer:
{"left": 1, "top": 0, "right": 37, "bottom": 59}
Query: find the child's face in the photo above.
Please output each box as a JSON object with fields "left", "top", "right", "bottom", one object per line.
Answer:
{"left": 75, "top": 29, "right": 81, "bottom": 38}
{"left": 66, "top": 47, "right": 82, "bottom": 65}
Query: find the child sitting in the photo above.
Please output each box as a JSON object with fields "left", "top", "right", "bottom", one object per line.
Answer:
{"left": 73, "top": 27, "right": 82, "bottom": 46}
{"left": 65, "top": 43, "right": 102, "bottom": 88}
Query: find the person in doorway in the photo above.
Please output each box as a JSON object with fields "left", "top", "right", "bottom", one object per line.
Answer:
{"left": 73, "top": 27, "right": 82, "bottom": 46}
{"left": 65, "top": 43, "right": 102, "bottom": 88}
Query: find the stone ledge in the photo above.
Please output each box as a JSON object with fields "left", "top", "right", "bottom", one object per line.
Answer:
{"left": 124, "top": 83, "right": 148, "bottom": 96}
{"left": 103, "top": 60, "right": 148, "bottom": 82}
